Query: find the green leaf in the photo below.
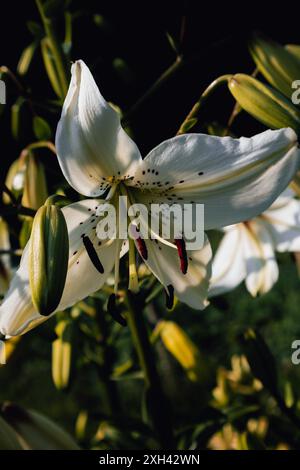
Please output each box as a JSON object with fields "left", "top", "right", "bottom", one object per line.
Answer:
{"left": 11, "top": 97, "right": 27, "bottom": 141}
{"left": 33, "top": 116, "right": 52, "bottom": 140}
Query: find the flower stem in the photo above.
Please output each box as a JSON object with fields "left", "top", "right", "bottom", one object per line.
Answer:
{"left": 176, "top": 74, "right": 233, "bottom": 135}
{"left": 125, "top": 291, "right": 175, "bottom": 448}
{"left": 122, "top": 56, "right": 184, "bottom": 125}
{"left": 36, "top": 0, "right": 69, "bottom": 99}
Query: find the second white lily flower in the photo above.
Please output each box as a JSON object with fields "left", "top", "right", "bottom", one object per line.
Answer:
{"left": 210, "top": 189, "right": 300, "bottom": 297}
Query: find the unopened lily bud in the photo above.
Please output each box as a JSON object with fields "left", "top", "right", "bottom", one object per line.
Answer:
{"left": 155, "top": 321, "right": 207, "bottom": 382}
{"left": 1, "top": 403, "right": 79, "bottom": 450}
{"left": 41, "top": 38, "right": 64, "bottom": 99}
{"left": 22, "top": 152, "right": 48, "bottom": 210}
{"left": 228, "top": 74, "right": 300, "bottom": 133}
{"left": 52, "top": 318, "right": 73, "bottom": 390}
{"left": 249, "top": 34, "right": 300, "bottom": 99}
{"left": 2, "top": 159, "right": 25, "bottom": 204}
{"left": 29, "top": 197, "right": 69, "bottom": 316}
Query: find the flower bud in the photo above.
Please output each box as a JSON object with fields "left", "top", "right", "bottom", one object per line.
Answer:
{"left": 154, "top": 320, "right": 207, "bottom": 382}
{"left": 29, "top": 198, "right": 69, "bottom": 316}
{"left": 249, "top": 34, "right": 300, "bottom": 99}
{"left": 52, "top": 318, "right": 73, "bottom": 390}
{"left": 41, "top": 38, "right": 63, "bottom": 99}
{"left": 228, "top": 74, "right": 300, "bottom": 133}
{"left": 22, "top": 152, "right": 48, "bottom": 210}
{"left": 2, "top": 159, "right": 25, "bottom": 204}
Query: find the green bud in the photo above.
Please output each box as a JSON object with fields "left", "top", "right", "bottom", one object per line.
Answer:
{"left": 19, "top": 217, "right": 33, "bottom": 249}
{"left": 240, "top": 328, "right": 278, "bottom": 395}
{"left": 41, "top": 37, "right": 63, "bottom": 99}
{"left": 17, "top": 42, "right": 38, "bottom": 76}
{"left": 29, "top": 198, "right": 69, "bottom": 316}
{"left": 154, "top": 320, "right": 209, "bottom": 383}
{"left": 1, "top": 403, "right": 79, "bottom": 450}
{"left": 52, "top": 319, "right": 73, "bottom": 390}
{"left": 22, "top": 152, "right": 48, "bottom": 210}
{"left": 249, "top": 34, "right": 300, "bottom": 99}
{"left": 2, "top": 159, "right": 25, "bottom": 204}
{"left": 228, "top": 74, "right": 300, "bottom": 133}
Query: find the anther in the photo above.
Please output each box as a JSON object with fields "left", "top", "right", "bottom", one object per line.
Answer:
{"left": 174, "top": 238, "right": 188, "bottom": 274}
{"left": 82, "top": 236, "right": 104, "bottom": 273}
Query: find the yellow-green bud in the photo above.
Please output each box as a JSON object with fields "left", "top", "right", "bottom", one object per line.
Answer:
{"left": 17, "top": 42, "right": 37, "bottom": 76}
{"left": 154, "top": 320, "right": 207, "bottom": 382}
{"left": 29, "top": 198, "right": 69, "bottom": 316}
{"left": 52, "top": 319, "right": 73, "bottom": 390}
{"left": 22, "top": 152, "right": 48, "bottom": 210}
{"left": 249, "top": 34, "right": 300, "bottom": 99}
{"left": 41, "top": 38, "right": 63, "bottom": 99}
{"left": 2, "top": 159, "right": 25, "bottom": 204}
{"left": 228, "top": 74, "right": 300, "bottom": 133}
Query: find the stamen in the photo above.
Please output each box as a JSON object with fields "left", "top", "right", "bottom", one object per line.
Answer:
{"left": 174, "top": 238, "right": 188, "bottom": 274}
{"left": 136, "top": 236, "right": 148, "bottom": 260}
{"left": 128, "top": 239, "right": 139, "bottom": 293}
{"left": 82, "top": 236, "right": 104, "bottom": 273}
{"left": 107, "top": 294, "right": 127, "bottom": 327}
{"left": 165, "top": 285, "right": 174, "bottom": 309}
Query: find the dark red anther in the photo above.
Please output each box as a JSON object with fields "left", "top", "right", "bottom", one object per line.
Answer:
{"left": 165, "top": 285, "right": 174, "bottom": 309}
{"left": 136, "top": 236, "right": 148, "bottom": 260}
{"left": 174, "top": 238, "right": 188, "bottom": 274}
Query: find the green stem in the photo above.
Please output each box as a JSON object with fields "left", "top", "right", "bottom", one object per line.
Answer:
{"left": 0, "top": 205, "right": 36, "bottom": 218}
{"left": 176, "top": 74, "right": 233, "bottom": 135}
{"left": 122, "top": 56, "right": 183, "bottom": 125}
{"left": 36, "top": 0, "right": 69, "bottom": 98}
{"left": 125, "top": 291, "right": 174, "bottom": 448}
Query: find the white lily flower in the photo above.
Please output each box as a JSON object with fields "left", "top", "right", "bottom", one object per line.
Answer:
{"left": 209, "top": 189, "right": 300, "bottom": 297}
{"left": 1, "top": 60, "right": 300, "bottom": 337}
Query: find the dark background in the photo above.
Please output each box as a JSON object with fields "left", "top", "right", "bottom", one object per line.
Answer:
{"left": 1, "top": 1, "right": 300, "bottom": 167}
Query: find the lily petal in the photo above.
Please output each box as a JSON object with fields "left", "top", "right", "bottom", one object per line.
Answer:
{"left": 137, "top": 235, "right": 212, "bottom": 310}
{"left": 263, "top": 195, "right": 300, "bottom": 252}
{"left": 56, "top": 60, "right": 142, "bottom": 197}
{"left": 128, "top": 129, "right": 300, "bottom": 229}
{"left": 243, "top": 221, "right": 279, "bottom": 296}
{"left": 0, "top": 200, "right": 119, "bottom": 337}
{"left": 209, "top": 226, "right": 246, "bottom": 297}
